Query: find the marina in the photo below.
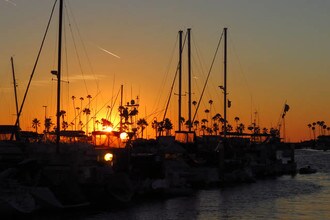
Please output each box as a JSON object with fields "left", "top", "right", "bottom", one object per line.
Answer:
{"left": 3, "top": 149, "right": 329, "bottom": 219}
{"left": 1, "top": 0, "right": 330, "bottom": 219}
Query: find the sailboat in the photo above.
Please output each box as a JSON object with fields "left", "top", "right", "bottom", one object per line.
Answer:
{"left": 0, "top": 1, "right": 135, "bottom": 213}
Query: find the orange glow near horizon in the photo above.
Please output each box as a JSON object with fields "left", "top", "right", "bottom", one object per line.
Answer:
{"left": 1, "top": 1, "right": 330, "bottom": 143}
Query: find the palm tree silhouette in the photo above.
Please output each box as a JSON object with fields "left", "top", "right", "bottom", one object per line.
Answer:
{"left": 72, "top": 96, "right": 76, "bottom": 130}
{"left": 44, "top": 118, "right": 53, "bottom": 132}
{"left": 179, "top": 116, "right": 185, "bottom": 129}
{"left": 307, "top": 124, "right": 312, "bottom": 139}
{"left": 312, "top": 126, "right": 316, "bottom": 140}
{"left": 204, "top": 109, "right": 210, "bottom": 127}
{"left": 62, "top": 121, "right": 69, "bottom": 131}
{"left": 95, "top": 119, "right": 100, "bottom": 131}
{"left": 164, "top": 118, "right": 173, "bottom": 136}
{"left": 237, "top": 123, "right": 245, "bottom": 135}
{"left": 322, "top": 124, "right": 327, "bottom": 136}
{"left": 213, "top": 122, "right": 219, "bottom": 135}
{"left": 59, "top": 110, "right": 66, "bottom": 131}
{"left": 101, "top": 118, "right": 112, "bottom": 129}
{"left": 208, "top": 100, "right": 213, "bottom": 121}
{"left": 152, "top": 119, "right": 159, "bottom": 138}
{"left": 193, "top": 120, "right": 199, "bottom": 132}
{"left": 201, "top": 118, "right": 208, "bottom": 135}
{"left": 32, "top": 118, "right": 40, "bottom": 133}
{"left": 83, "top": 108, "right": 91, "bottom": 134}
{"left": 79, "top": 97, "right": 84, "bottom": 128}
{"left": 129, "top": 108, "right": 139, "bottom": 125}
{"left": 234, "top": 116, "right": 240, "bottom": 127}
{"left": 192, "top": 100, "right": 198, "bottom": 120}
{"left": 262, "top": 127, "right": 268, "bottom": 134}
{"left": 137, "top": 118, "right": 148, "bottom": 138}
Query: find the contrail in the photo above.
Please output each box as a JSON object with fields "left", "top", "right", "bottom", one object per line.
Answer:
{"left": 5, "top": 0, "right": 16, "bottom": 6}
{"left": 97, "top": 46, "right": 120, "bottom": 59}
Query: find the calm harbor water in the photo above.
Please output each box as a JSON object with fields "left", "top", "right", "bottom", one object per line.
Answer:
{"left": 28, "top": 149, "right": 330, "bottom": 220}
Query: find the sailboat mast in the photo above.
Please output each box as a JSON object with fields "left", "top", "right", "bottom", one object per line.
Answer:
{"left": 223, "top": 27, "right": 228, "bottom": 139}
{"left": 120, "top": 84, "right": 123, "bottom": 132}
{"left": 11, "top": 57, "right": 20, "bottom": 129}
{"left": 187, "top": 28, "right": 192, "bottom": 132}
{"left": 178, "top": 30, "right": 183, "bottom": 131}
{"left": 56, "top": 0, "right": 63, "bottom": 152}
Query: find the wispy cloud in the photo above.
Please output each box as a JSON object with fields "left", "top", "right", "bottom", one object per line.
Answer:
{"left": 4, "top": 0, "right": 16, "bottom": 6}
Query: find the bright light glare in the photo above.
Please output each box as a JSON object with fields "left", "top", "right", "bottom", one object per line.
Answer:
{"left": 104, "top": 153, "right": 113, "bottom": 162}
{"left": 104, "top": 126, "right": 113, "bottom": 132}
{"left": 120, "top": 132, "right": 128, "bottom": 140}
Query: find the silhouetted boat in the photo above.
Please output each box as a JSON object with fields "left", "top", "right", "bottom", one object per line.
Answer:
{"left": 299, "top": 166, "right": 317, "bottom": 174}
{"left": 0, "top": 1, "right": 136, "bottom": 213}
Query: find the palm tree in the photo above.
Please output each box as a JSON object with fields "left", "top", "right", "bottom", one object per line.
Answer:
{"left": 101, "top": 118, "right": 112, "bottom": 129}
{"left": 72, "top": 96, "right": 76, "bottom": 130}
{"left": 83, "top": 108, "right": 91, "bottom": 134}
{"left": 59, "top": 110, "right": 66, "bottom": 131}
{"left": 227, "top": 124, "right": 233, "bottom": 133}
{"left": 193, "top": 120, "right": 199, "bottom": 132}
{"left": 234, "top": 116, "right": 240, "bottom": 127}
{"left": 234, "top": 116, "right": 240, "bottom": 134}
{"left": 32, "top": 118, "right": 40, "bottom": 133}
{"left": 212, "top": 113, "right": 221, "bottom": 122}
{"left": 87, "top": 95, "right": 92, "bottom": 107}
{"left": 152, "top": 119, "right": 159, "bottom": 138}
{"left": 192, "top": 100, "right": 198, "bottom": 120}
{"left": 62, "top": 121, "right": 69, "bottom": 131}
{"left": 129, "top": 107, "right": 139, "bottom": 126}
{"left": 80, "top": 97, "right": 84, "bottom": 107}
{"left": 208, "top": 100, "right": 213, "bottom": 121}
{"left": 312, "top": 126, "right": 316, "bottom": 140}
{"left": 95, "top": 119, "right": 100, "bottom": 131}
{"left": 184, "top": 120, "right": 192, "bottom": 130}
{"left": 322, "top": 124, "right": 327, "bottom": 136}
{"left": 318, "top": 121, "right": 325, "bottom": 135}
{"left": 179, "top": 116, "right": 185, "bottom": 129}
{"left": 44, "top": 118, "right": 53, "bottom": 132}
{"left": 79, "top": 97, "right": 84, "bottom": 128}
{"left": 204, "top": 109, "right": 210, "bottom": 127}
{"left": 213, "top": 123, "right": 219, "bottom": 135}
{"left": 201, "top": 119, "right": 208, "bottom": 135}
{"left": 59, "top": 110, "right": 66, "bottom": 122}
{"left": 307, "top": 124, "right": 312, "bottom": 139}
{"left": 262, "top": 127, "right": 268, "bottom": 134}
{"left": 164, "top": 118, "right": 173, "bottom": 136}
{"left": 248, "top": 124, "right": 254, "bottom": 133}
{"left": 137, "top": 118, "right": 148, "bottom": 138}
{"left": 201, "top": 124, "right": 206, "bottom": 136}
{"left": 270, "top": 128, "right": 279, "bottom": 137}
{"left": 237, "top": 123, "right": 245, "bottom": 135}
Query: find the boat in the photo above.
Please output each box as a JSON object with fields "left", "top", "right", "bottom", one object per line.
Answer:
{"left": 299, "top": 166, "right": 317, "bottom": 174}
{"left": 152, "top": 27, "right": 297, "bottom": 188}
{"left": 0, "top": 1, "right": 137, "bottom": 213}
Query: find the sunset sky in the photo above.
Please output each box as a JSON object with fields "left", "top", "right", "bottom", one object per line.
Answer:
{"left": 1, "top": 0, "right": 329, "bottom": 142}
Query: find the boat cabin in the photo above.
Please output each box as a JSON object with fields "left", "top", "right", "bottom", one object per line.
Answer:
{"left": 91, "top": 130, "right": 132, "bottom": 148}
{"left": 175, "top": 131, "right": 195, "bottom": 144}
